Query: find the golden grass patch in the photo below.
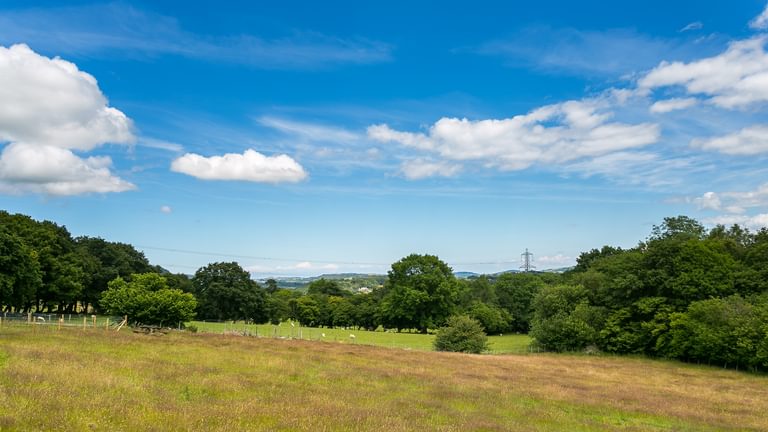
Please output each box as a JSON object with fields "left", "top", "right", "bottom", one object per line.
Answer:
{"left": 0, "top": 326, "right": 766, "bottom": 431}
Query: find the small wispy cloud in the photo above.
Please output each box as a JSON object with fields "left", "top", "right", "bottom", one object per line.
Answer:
{"left": 649, "top": 97, "right": 698, "bottom": 114}
{"left": 400, "top": 159, "right": 462, "bottom": 180}
{"left": 475, "top": 26, "right": 720, "bottom": 77}
{"left": 138, "top": 137, "right": 184, "bottom": 153}
{"left": 257, "top": 116, "right": 361, "bottom": 143}
{"left": 679, "top": 22, "right": 703, "bottom": 33}
{"left": 536, "top": 254, "right": 574, "bottom": 267}
{"left": 0, "top": 3, "right": 392, "bottom": 69}
{"left": 750, "top": 3, "right": 768, "bottom": 30}
{"left": 563, "top": 152, "right": 708, "bottom": 188}
{"left": 691, "top": 125, "right": 768, "bottom": 155}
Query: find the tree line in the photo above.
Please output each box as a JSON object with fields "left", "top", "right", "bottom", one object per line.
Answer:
{"left": 532, "top": 216, "right": 768, "bottom": 371}
{"left": 0, "top": 210, "right": 554, "bottom": 334}
{"left": 3, "top": 210, "right": 766, "bottom": 369}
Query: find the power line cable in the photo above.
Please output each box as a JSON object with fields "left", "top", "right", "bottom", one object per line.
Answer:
{"left": 136, "top": 244, "right": 521, "bottom": 268}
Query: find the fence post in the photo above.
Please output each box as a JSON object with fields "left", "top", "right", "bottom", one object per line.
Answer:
{"left": 105, "top": 318, "right": 110, "bottom": 330}
{"left": 115, "top": 316, "right": 127, "bottom": 332}
{"left": 58, "top": 317, "right": 63, "bottom": 331}
{"left": 82, "top": 317, "right": 87, "bottom": 330}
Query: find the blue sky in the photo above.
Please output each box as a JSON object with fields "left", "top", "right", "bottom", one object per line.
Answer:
{"left": 1, "top": 1, "right": 768, "bottom": 276}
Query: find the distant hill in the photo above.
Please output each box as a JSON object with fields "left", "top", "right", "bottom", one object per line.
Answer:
{"left": 256, "top": 267, "right": 574, "bottom": 289}
{"left": 255, "top": 273, "right": 386, "bottom": 291}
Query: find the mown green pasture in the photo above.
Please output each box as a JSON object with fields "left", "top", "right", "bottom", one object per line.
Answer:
{"left": 189, "top": 321, "right": 533, "bottom": 353}
{"left": 0, "top": 325, "right": 766, "bottom": 431}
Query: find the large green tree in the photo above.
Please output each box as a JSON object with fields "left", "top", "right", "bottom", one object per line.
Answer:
{"left": 192, "top": 262, "right": 267, "bottom": 322}
{"left": 75, "top": 237, "right": 153, "bottom": 311}
{"left": 379, "top": 254, "right": 459, "bottom": 333}
{"left": 0, "top": 211, "right": 84, "bottom": 312}
{"left": 494, "top": 272, "right": 545, "bottom": 332}
{"left": 0, "top": 230, "right": 42, "bottom": 311}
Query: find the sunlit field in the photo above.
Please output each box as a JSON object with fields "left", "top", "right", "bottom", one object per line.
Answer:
{"left": 1, "top": 325, "right": 766, "bottom": 431}
{"left": 189, "top": 320, "right": 533, "bottom": 354}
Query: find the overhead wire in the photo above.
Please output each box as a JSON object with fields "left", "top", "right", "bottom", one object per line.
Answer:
{"left": 135, "top": 244, "right": 520, "bottom": 269}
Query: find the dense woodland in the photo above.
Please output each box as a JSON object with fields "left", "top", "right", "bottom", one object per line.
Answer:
{"left": 1, "top": 210, "right": 767, "bottom": 370}
{"left": 535, "top": 216, "right": 768, "bottom": 371}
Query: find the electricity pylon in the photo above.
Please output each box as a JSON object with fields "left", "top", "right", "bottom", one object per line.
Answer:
{"left": 520, "top": 248, "right": 535, "bottom": 272}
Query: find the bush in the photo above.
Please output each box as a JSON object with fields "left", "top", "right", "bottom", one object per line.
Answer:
{"left": 101, "top": 273, "right": 197, "bottom": 326}
{"left": 529, "top": 284, "right": 604, "bottom": 352}
{"left": 664, "top": 295, "right": 768, "bottom": 371}
{"left": 467, "top": 302, "right": 512, "bottom": 334}
{"left": 185, "top": 324, "right": 198, "bottom": 333}
{"left": 433, "top": 315, "right": 488, "bottom": 354}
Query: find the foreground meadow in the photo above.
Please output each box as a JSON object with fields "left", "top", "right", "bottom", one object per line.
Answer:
{"left": 0, "top": 326, "right": 766, "bottom": 431}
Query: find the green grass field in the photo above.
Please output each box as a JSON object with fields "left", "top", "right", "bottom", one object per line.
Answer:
{"left": 1, "top": 325, "right": 767, "bottom": 431}
{"left": 189, "top": 321, "right": 533, "bottom": 353}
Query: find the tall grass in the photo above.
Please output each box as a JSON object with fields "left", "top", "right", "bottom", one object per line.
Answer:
{"left": 1, "top": 325, "right": 766, "bottom": 431}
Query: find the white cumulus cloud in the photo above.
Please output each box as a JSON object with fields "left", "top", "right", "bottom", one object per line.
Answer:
{"left": 368, "top": 98, "right": 660, "bottom": 178}
{"left": 0, "top": 44, "right": 134, "bottom": 150}
{"left": 690, "top": 183, "right": 768, "bottom": 214}
{"left": 693, "top": 191, "right": 723, "bottom": 211}
{"left": 639, "top": 37, "right": 768, "bottom": 109}
{"left": 690, "top": 183, "right": 768, "bottom": 230}
{"left": 0, "top": 143, "right": 134, "bottom": 195}
{"left": 690, "top": 125, "right": 768, "bottom": 155}
{"left": 705, "top": 213, "right": 768, "bottom": 230}
{"left": 171, "top": 149, "right": 307, "bottom": 183}
{"left": 0, "top": 44, "right": 135, "bottom": 195}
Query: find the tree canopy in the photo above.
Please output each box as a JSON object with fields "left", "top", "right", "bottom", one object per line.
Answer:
{"left": 192, "top": 262, "right": 268, "bottom": 322}
{"left": 379, "top": 254, "right": 460, "bottom": 333}
{"left": 533, "top": 216, "right": 768, "bottom": 371}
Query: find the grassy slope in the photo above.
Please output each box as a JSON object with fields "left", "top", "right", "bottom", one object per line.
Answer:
{"left": 0, "top": 326, "right": 767, "bottom": 431}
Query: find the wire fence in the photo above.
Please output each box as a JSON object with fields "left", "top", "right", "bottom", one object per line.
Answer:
{"left": 0, "top": 312, "right": 125, "bottom": 331}
{"left": 0, "top": 314, "right": 536, "bottom": 354}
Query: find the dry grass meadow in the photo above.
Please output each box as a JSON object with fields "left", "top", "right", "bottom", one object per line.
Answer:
{"left": 0, "top": 325, "right": 767, "bottom": 431}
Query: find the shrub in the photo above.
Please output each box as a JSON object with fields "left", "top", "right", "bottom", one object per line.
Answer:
{"left": 529, "top": 284, "right": 604, "bottom": 352}
{"left": 101, "top": 273, "right": 197, "bottom": 326}
{"left": 433, "top": 315, "right": 488, "bottom": 354}
{"left": 467, "top": 302, "right": 512, "bottom": 334}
